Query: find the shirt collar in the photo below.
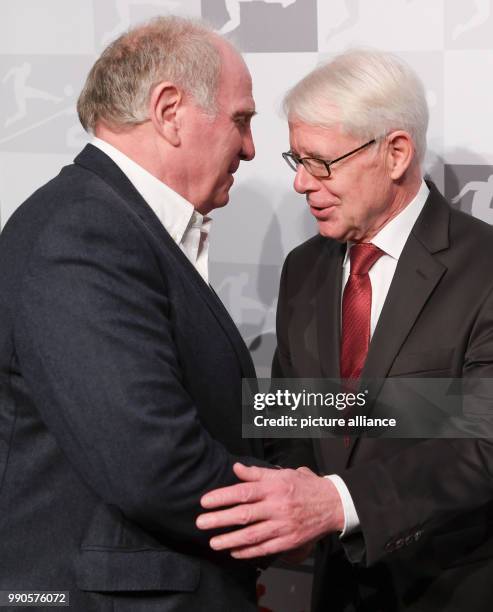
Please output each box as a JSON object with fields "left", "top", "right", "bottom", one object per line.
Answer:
{"left": 91, "top": 137, "right": 209, "bottom": 244}
{"left": 343, "top": 179, "right": 429, "bottom": 265}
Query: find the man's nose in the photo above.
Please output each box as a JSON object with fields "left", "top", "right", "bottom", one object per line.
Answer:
{"left": 294, "top": 163, "right": 319, "bottom": 194}
{"left": 240, "top": 128, "right": 255, "bottom": 161}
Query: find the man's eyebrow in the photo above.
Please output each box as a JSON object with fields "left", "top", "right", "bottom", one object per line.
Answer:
{"left": 304, "top": 149, "right": 327, "bottom": 158}
{"left": 290, "top": 147, "right": 326, "bottom": 159}
{"left": 232, "top": 109, "right": 257, "bottom": 120}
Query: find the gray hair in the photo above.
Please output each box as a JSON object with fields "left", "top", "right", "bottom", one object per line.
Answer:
{"left": 283, "top": 49, "right": 429, "bottom": 162}
{"left": 77, "top": 16, "right": 221, "bottom": 132}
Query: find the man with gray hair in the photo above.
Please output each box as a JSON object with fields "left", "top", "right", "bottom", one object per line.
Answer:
{"left": 197, "top": 49, "right": 493, "bottom": 611}
{"left": 0, "top": 15, "right": 265, "bottom": 612}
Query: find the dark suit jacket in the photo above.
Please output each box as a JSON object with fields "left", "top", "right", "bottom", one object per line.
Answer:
{"left": 272, "top": 183, "right": 493, "bottom": 611}
{"left": 0, "top": 145, "right": 266, "bottom": 612}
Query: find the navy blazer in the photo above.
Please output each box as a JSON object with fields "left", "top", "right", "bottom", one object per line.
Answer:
{"left": 0, "top": 145, "right": 265, "bottom": 611}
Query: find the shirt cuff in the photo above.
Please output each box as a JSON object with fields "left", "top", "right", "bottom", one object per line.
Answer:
{"left": 325, "top": 474, "right": 361, "bottom": 536}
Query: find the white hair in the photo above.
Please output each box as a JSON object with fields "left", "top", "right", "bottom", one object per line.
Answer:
{"left": 283, "top": 49, "right": 429, "bottom": 162}
{"left": 77, "top": 16, "right": 222, "bottom": 132}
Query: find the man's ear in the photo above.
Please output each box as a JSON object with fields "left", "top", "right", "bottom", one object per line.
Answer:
{"left": 148, "top": 81, "right": 182, "bottom": 146}
{"left": 385, "top": 130, "right": 415, "bottom": 180}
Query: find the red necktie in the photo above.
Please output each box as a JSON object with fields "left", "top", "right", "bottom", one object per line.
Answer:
{"left": 340, "top": 244, "right": 383, "bottom": 448}
{"left": 340, "top": 243, "right": 384, "bottom": 380}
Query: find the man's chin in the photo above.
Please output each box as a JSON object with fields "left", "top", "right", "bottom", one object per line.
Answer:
{"left": 216, "top": 193, "right": 230, "bottom": 207}
{"left": 206, "top": 194, "right": 230, "bottom": 213}
{"left": 200, "top": 187, "right": 231, "bottom": 213}
{"left": 317, "top": 220, "right": 346, "bottom": 242}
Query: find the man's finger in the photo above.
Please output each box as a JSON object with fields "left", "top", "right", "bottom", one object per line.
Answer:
{"left": 200, "top": 481, "right": 261, "bottom": 509}
{"left": 232, "top": 462, "right": 269, "bottom": 482}
{"left": 208, "top": 521, "right": 277, "bottom": 551}
{"left": 196, "top": 502, "right": 265, "bottom": 530}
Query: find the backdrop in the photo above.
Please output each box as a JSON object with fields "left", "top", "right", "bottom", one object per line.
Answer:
{"left": 2, "top": 1, "right": 493, "bottom": 609}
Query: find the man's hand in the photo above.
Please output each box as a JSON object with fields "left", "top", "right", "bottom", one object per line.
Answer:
{"left": 196, "top": 463, "right": 344, "bottom": 559}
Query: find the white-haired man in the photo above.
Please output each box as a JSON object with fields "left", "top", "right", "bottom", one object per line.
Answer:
{"left": 197, "top": 50, "right": 493, "bottom": 611}
{"left": 0, "top": 16, "right": 267, "bottom": 612}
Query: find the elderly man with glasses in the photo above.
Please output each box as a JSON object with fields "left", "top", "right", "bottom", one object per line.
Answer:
{"left": 198, "top": 49, "right": 493, "bottom": 611}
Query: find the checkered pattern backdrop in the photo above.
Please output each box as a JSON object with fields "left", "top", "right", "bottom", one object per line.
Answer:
{"left": 2, "top": 1, "right": 493, "bottom": 609}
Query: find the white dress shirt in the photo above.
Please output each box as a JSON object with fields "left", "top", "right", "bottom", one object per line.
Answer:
{"left": 91, "top": 137, "right": 212, "bottom": 283}
{"left": 327, "top": 179, "right": 430, "bottom": 535}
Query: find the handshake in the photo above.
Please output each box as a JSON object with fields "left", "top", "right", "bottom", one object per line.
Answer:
{"left": 196, "top": 463, "right": 345, "bottom": 560}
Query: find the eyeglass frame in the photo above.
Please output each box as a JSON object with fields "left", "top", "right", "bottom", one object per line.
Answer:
{"left": 282, "top": 138, "right": 377, "bottom": 178}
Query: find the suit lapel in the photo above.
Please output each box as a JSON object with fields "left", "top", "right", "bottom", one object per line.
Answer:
{"left": 362, "top": 237, "right": 446, "bottom": 381}
{"left": 346, "top": 184, "right": 450, "bottom": 465}
{"left": 363, "top": 184, "right": 450, "bottom": 382}
{"left": 207, "top": 284, "right": 257, "bottom": 380}
{"left": 73, "top": 145, "right": 256, "bottom": 381}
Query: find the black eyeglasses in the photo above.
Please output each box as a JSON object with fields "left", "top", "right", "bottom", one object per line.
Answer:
{"left": 282, "top": 138, "right": 376, "bottom": 178}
